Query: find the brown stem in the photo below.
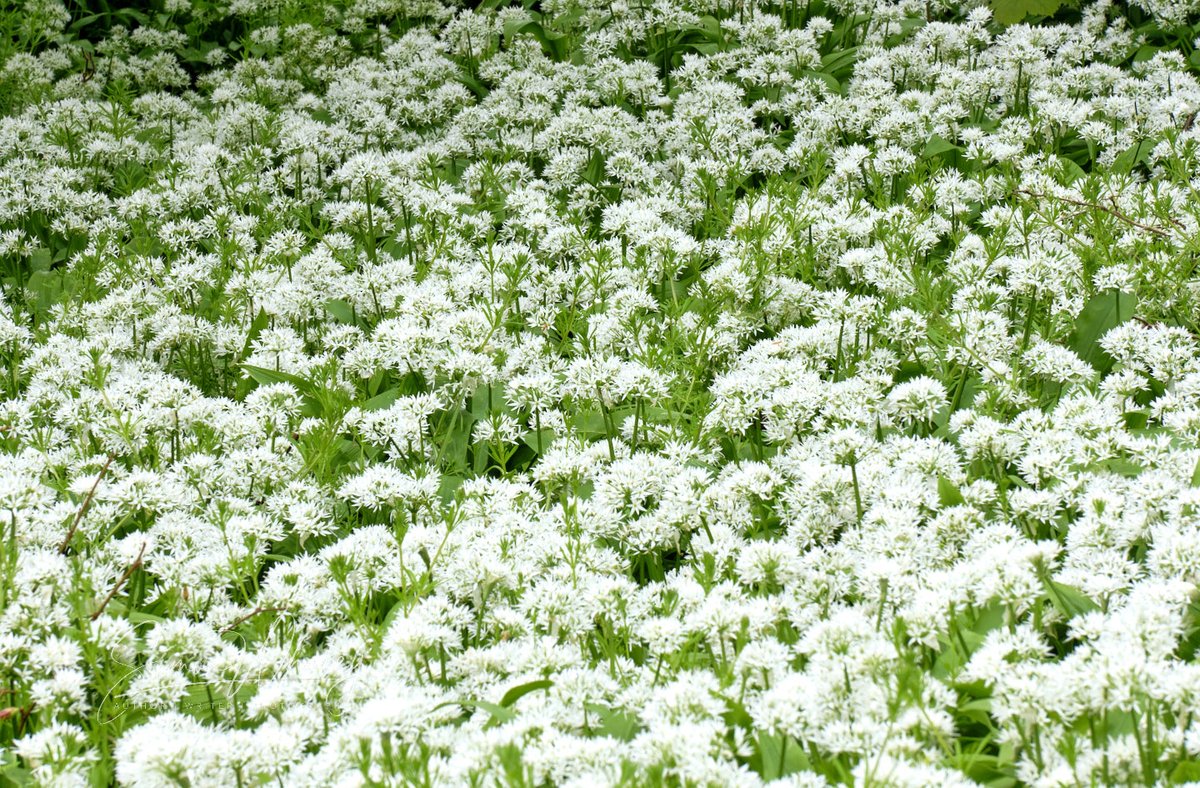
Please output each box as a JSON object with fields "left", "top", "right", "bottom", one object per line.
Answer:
{"left": 1017, "top": 188, "right": 1173, "bottom": 238}
{"left": 220, "top": 606, "right": 286, "bottom": 634}
{"left": 59, "top": 455, "right": 115, "bottom": 555}
{"left": 91, "top": 541, "right": 145, "bottom": 621}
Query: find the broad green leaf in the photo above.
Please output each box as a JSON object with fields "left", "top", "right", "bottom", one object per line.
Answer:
{"left": 756, "top": 733, "right": 810, "bottom": 780}
{"left": 439, "top": 474, "right": 463, "bottom": 505}
{"left": 1095, "top": 458, "right": 1143, "bottom": 478}
{"left": 361, "top": 387, "right": 401, "bottom": 411}
{"left": 800, "top": 70, "right": 841, "bottom": 95}
{"left": 0, "top": 760, "right": 32, "bottom": 785}
{"left": 28, "top": 248, "right": 52, "bottom": 271}
{"left": 325, "top": 299, "right": 357, "bottom": 325}
{"left": 1122, "top": 410, "right": 1148, "bottom": 430}
{"left": 585, "top": 703, "right": 639, "bottom": 741}
{"left": 381, "top": 598, "right": 407, "bottom": 634}
{"left": 241, "top": 364, "right": 310, "bottom": 391}
{"left": 1071, "top": 289, "right": 1136, "bottom": 374}
{"left": 923, "top": 135, "right": 961, "bottom": 159}
{"left": 957, "top": 697, "right": 995, "bottom": 727}
{"left": 989, "top": 0, "right": 1069, "bottom": 25}
{"left": 938, "top": 476, "right": 965, "bottom": 508}
{"left": 241, "top": 308, "right": 270, "bottom": 359}
{"left": 1170, "top": 760, "right": 1200, "bottom": 783}
{"left": 468, "top": 699, "right": 515, "bottom": 727}
{"left": 521, "top": 429, "right": 555, "bottom": 454}
{"left": 459, "top": 72, "right": 489, "bottom": 99}
{"left": 820, "top": 47, "right": 858, "bottom": 79}
{"left": 503, "top": 19, "right": 568, "bottom": 60}
{"left": 1060, "top": 157, "right": 1088, "bottom": 183}
{"left": 573, "top": 410, "right": 609, "bottom": 436}
{"left": 1044, "top": 580, "right": 1099, "bottom": 619}
{"left": 470, "top": 383, "right": 508, "bottom": 419}
{"left": 1112, "top": 138, "right": 1155, "bottom": 175}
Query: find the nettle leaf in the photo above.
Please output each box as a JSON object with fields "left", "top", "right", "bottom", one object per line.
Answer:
{"left": 1071, "top": 289, "right": 1137, "bottom": 374}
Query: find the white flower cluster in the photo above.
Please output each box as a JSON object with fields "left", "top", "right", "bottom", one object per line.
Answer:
{"left": 2, "top": 0, "right": 1200, "bottom": 785}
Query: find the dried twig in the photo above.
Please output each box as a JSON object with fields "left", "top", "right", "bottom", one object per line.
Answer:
{"left": 220, "top": 606, "right": 286, "bottom": 634}
{"left": 91, "top": 542, "right": 146, "bottom": 621}
{"left": 1017, "top": 188, "right": 1174, "bottom": 238}
{"left": 0, "top": 704, "right": 33, "bottom": 735}
{"left": 59, "top": 455, "right": 115, "bottom": 555}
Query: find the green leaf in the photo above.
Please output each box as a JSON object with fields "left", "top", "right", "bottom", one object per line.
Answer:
{"left": 957, "top": 697, "right": 995, "bottom": 726}
{"left": 26, "top": 270, "right": 62, "bottom": 306}
{"left": 242, "top": 364, "right": 312, "bottom": 394}
{"left": 1191, "top": 456, "right": 1200, "bottom": 488}
{"left": 361, "top": 387, "right": 401, "bottom": 412}
{"left": 241, "top": 308, "right": 270, "bottom": 359}
{"left": 499, "top": 679, "right": 552, "bottom": 708}
{"left": 1071, "top": 289, "right": 1137, "bottom": 374}
{"left": 989, "top": 0, "right": 1069, "bottom": 25}
{"left": 459, "top": 72, "right": 489, "bottom": 99}
{"left": 1122, "top": 410, "right": 1148, "bottom": 430}
{"left": 573, "top": 410, "right": 609, "bottom": 436}
{"left": 1095, "top": 458, "right": 1143, "bottom": 478}
{"left": 503, "top": 19, "right": 568, "bottom": 60}
{"left": 756, "top": 733, "right": 810, "bottom": 780}
{"left": 1170, "top": 760, "right": 1200, "bottom": 783}
{"left": 470, "top": 383, "right": 508, "bottom": 419}
{"left": 938, "top": 476, "right": 965, "bottom": 508}
{"left": 439, "top": 474, "right": 463, "bottom": 506}
{"left": 819, "top": 47, "right": 858, "bottom": 80}
{"left": 584, "top": 151, "right": 606, "bottom": 185}
{"left": 28, "top": 248, "right": 52, "bottom": 271}
{"left": 960, "top": 697, "right": 993, "bottom": 713}
{"left": 1044, "top": 580, "right": 1099, "bottom": 619}
{"left": 521, "top": 429, "right": 555, "bottom": 454}
{"left": 0, "top": 759, "right": 32, "bottom": 785}
{"left": 923, "top": 135, "right": 961, "bottom": 159}
{"left": 585, "top": 703, "right": 640, "bottom": 741}
{"left": 799, "top": 70, "right": 841, "bottom": 95}
{"left": 325, "top": 299, "right": 357, "bottom": 325}
{"left": 1060, "top": 157, "right": 1088, "bottom": 183}
{"left": 1112, "top": 138, "right": 1155, "bottom": 175}
{"left": 381, "top": 598, "right": 407, "bottom": 634}
{"left": 468, "top": 699, "right": 515, "bottom": 727}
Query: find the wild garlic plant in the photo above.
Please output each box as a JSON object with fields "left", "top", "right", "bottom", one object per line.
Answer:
{"left": 3, "top": 0, "right": 1200, "bottom": 784}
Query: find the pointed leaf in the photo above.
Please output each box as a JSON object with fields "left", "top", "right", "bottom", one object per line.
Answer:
{"left": 499, "top": 679, "right": 552, "bottom": 708}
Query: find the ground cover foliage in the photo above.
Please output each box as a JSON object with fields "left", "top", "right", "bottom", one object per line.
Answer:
{"left": 3, "top": 0, "right": 1200, "bottom": 784}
